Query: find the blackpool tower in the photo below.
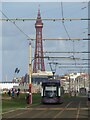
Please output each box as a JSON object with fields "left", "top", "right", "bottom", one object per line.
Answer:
{"left": 33, "top": 8, "right": 45, "bottom": 73}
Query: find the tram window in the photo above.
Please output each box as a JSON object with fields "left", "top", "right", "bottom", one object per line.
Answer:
{"left": 44, "top": 86, "right": 57, "bottom": 97}
{"left": 45, "top": 91, "right": 57, "bottom": 98}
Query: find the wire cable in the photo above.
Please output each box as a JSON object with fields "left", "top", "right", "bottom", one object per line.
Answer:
{"left": 0, "top": 9, "right": 32, "bottom": 40}
{"left": 61, "top": 2, "right": 71, "bottom": 39}
{"left": 61, "top": 2, "right": 76, "bottom": 65}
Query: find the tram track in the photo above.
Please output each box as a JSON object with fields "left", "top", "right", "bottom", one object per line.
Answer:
{"left": 76, "top": 101, "right": 81, "bottom": 120}
{"left": 53, "top": 101, "right": 72, "bottom": 118}
{"left": 2, "top": 97, "right": 89, "bottom": 119}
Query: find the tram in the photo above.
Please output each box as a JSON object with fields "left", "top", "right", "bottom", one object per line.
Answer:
{"left": 41, "top": 80, "right": 62, "bottom": 104}
{"left": 79, "top": 87, "right": 86, "bottom": 95}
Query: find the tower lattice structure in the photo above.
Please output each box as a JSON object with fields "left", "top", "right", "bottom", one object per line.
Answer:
{"left": 33, "top": 8, "right": 45, "bottom": 73}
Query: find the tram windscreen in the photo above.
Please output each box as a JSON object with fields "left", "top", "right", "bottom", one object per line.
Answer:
{"left": 44, "top": 86, "right": 57, "bottom": 98}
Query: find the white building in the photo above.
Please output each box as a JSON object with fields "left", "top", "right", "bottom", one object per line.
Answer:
{"left": 60, "top": 72, "right": 89, "bottom": 94}
{"left": 0, "top": 82, "right": 19, "bottom": 90}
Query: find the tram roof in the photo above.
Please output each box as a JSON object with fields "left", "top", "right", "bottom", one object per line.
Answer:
{"left": 42, "top": 80, "right": 60, "bottom": 85}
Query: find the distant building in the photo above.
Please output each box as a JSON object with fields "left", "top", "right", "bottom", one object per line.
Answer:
{"left": 0, "top": 82, "right": 19, "bottom": 90}
{"left": 60, "top": 72, "right": 89, "bottom": 93}
{"left": 32, "top": 70, "right": 53, "bottom": 84}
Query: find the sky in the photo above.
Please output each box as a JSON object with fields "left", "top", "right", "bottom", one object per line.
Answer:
{"left": 0, "top": 0, "right": 88, "bottom": 81}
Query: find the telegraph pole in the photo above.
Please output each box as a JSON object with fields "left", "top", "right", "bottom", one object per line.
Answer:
{"left": 69, "top": 75, "right": 71, "bottom": 96}
{"left": 89, "top": 74, "right": 90, "bottom": 91}
{"left": 28, "top": 42, "right": 32, "bottom": 104}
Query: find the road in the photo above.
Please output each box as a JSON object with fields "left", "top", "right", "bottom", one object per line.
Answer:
{"left": 2, "top": 96, "right": 90, "bottom": 119}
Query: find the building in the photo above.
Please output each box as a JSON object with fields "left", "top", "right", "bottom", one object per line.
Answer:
{"left": 32, "top": 70, "right": 53, "bottom": 84}
{"left": 0, "top": 82, "right": 19, "bottom": 90}
{"left": 60, "top": 72, "right": 89, "bottom": 94}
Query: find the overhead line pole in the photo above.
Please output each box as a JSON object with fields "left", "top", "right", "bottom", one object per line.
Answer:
{"left": 28, "top": 42, "right": 32, "bottom": 104}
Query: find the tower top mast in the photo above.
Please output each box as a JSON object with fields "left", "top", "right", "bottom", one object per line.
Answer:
{"left": 37, "top": 5, "right": 41, "bottom": 19}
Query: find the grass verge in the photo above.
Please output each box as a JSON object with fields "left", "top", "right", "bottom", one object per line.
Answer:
{"left": 2, "top": 93, "right": 41, "bottom": 113}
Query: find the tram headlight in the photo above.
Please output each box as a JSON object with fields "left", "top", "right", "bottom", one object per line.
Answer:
{"left": 41, "top": 87, "right": 43, "bottom": 97}
{"left": 58, "top": 88, "right": 61, "bottom": 96}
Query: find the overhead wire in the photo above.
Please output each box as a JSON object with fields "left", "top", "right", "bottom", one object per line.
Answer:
{"left": 0, "top": 9, "right": 32, "bottom": 40}
{"left": 61, "top": 2, "right": 71, "bottom": 39}
{"left": 61, "top": 2, "right": 76, "bottom": 65}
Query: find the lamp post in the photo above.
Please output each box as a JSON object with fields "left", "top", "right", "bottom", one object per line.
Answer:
{"left": 28, "top": 41, "right": 32, "bottom": 104}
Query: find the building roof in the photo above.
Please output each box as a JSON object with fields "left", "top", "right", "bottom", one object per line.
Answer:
{"left": 32, "top": 70, "right": 53, "bottom": 76}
